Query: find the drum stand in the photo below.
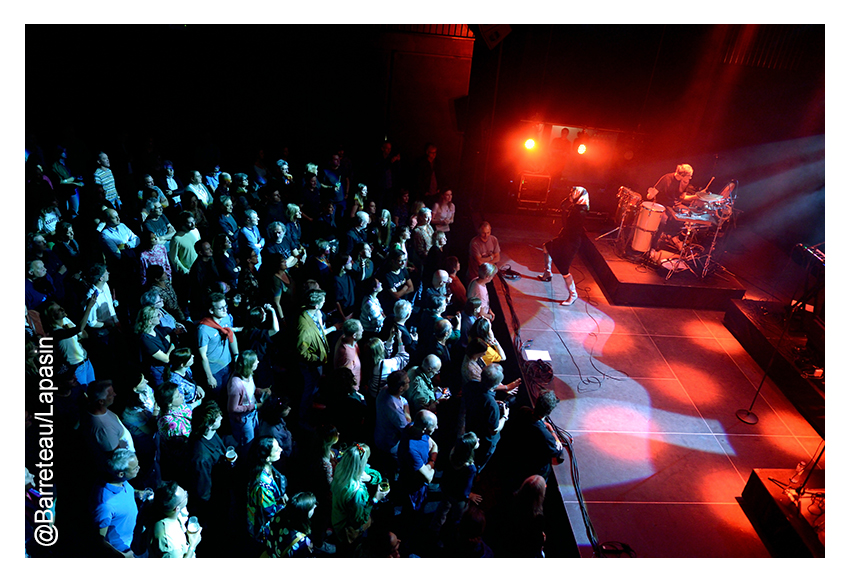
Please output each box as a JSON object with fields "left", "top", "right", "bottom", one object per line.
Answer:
{"left": 662, "top": 223, "right": 704, "bottom": 280}
{"left": 700, "top": 218, "right": 727, "bottom": 278}
{"left": 596, "top": 210, "right": 629, "bottom": 241}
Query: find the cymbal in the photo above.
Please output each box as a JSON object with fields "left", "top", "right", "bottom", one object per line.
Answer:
{"left": 697, "top": 191, "right": 723, "bottom": 202}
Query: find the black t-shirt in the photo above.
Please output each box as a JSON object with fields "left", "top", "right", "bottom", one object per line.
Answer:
{"left": 333, "top": 273, "right": 356, "bottom": 313}
{"left": 139, "top": 326, "right": 171, "bottom": 366}
{"left": 379, "top": 267, "right": 410, "bottom": 312}
{"left": 190, "top": 433, "right": 225, "bottom": 501}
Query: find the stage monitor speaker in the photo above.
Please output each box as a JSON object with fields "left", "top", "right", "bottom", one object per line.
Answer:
{"left": 518, "top": 172, "right": 550, "bottom": 204}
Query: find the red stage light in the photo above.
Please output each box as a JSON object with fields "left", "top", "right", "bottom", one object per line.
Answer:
{"left": 577, "top": 143, "right": 587, "bottom": 155}
{"left": 525, "top": 138, "right": 536, "bottom": 149}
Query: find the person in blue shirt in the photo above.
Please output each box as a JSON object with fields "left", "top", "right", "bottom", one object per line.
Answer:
{"left": 92, "top": 449, "right": 143, "bottom": 557}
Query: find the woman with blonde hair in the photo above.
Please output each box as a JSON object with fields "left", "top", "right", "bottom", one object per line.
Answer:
{"left": 330, "top": 443, "right": 387, "bottom": 555}
{"left": 135, "top": 305, "right": 175, "bottom": 386}
{"left": 361, "top": 335, "right": 409, "bottom": 400}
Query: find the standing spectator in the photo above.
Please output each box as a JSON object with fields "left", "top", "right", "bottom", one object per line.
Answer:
{"left": 431, "top": 432, "right": 482, "bottom": 543}
{"left": 80, "top": 380, "right": 135, "bottom": 465}
{"left": 214, "top": 171, "right": 231, "bottom": 198}
{"left": 295, "top": 289, "right": 334, "bottom": 420}
{"left": 465, "top": 364, "right": 508, "bottom": 471}
{"left": 212, "top": 195, "right": 240, "bottom": 252}
{"left": 188, "top": 401, "right": 226, "bottom": 524}
{"left": 397, "top": 410, "right": 439, "bottom": 525}
{"left": 134, "top": 305, "right": 174, "bottom": 386}
{"left": 333, "top": 319, "right": 364, "bottom": 393}
{"left": 505, "top": 475, "right": 548, "bottom": 557}
{"left": 168, "top": 211, "right": 202, "bottom": 278}
{"left": 197, "top": 292, "right": 240, "bottom": 393}
{"left": 156, "top": 160, "right": 185, "bottom": 204}
{"left": 378, "top": 248, "right": 415, "bottom": 314}
{"left": 372, "top": 369, "right": 412, "bottom": 477}
{"left": 180, "top": 189, "right": 210, "bottom": 235}
{"left": 330, "top": 253, "right": 356, "bottom": 321}
{"left": 330, "top": 443, "right": 388, "bottom": 556}
{"left": 370, "top": 208, "right": 395, "bottom": 261}
{"left": 411, "top": 207, "right": 435, "bottom": 260}
{"left": 213, "top": 233, "right": 240, "bottom": 291}
{"left": 264, "top": 492, "right": 322, "bottom": 557}
{"left": 373, "top": 140, "right": 401, "bottom": 207}
{"left": 359, "top": 278, "right": 385, "bottom": 337}
{"left": 92, "top": 449, "right": 142, "bottom": 557}
{"left": 391, "top": 189, "right": 410, "bottom": 228}
{"left": 239, "top": 209, "right": 265, "bottom": 270}
{"left": 227, "top": 350, "right": 266, "bottom": 451}
{"left": 413, "top": 143, "right": 440, "bottom": 201}
{"left": 25, "top": 260, "right": 52, "bottom": 310}
{"left": 322, "top": 152, "right": 347, "bottom": 220}
{"left": 52, "top": 221, "right": 83, "bottom": 277}
{"left": 139, "top": 232, "right": 171, "bottom": 286}
{"left": 423, "top": 232, "right": 448, "bottom": 291}
{"left": 256, "top": 396, "right": 295, "bottom": 472}
{"left": 149, "top": 482, "right": 201, "bottom": 558}
{"left": 43, "top": 299, "right": 97, "bottom": 387}
{"left": 247, "top": 437, "right": 288, "bottom": 543}
{"left": 431, "top": 189, "right": 455, "bottom": 239}
{"left": 94, "top": 151, "right": 122, "bottom": 209}
{"left": 185, "top": 170, "right": 214, "bottom": 208}
{"left": 406, "top": 355, "right": 448, "bottom": 417}
{"left": 344, "top": 211, "right": 370, "bottom": 255}
{"left": 362, "top": 336, "right": 410, "bottom": 400}
{"left": 161, "top": 347, "right": 203, "bottom": 406}
{"left": 142, "top": 199, "right": 176, "bottom": 243}
{"left": 99, "top": 208, "right": 140, "bottom": 262}
{"left": 204, "top": 164, "right": 221, "bottom": 196}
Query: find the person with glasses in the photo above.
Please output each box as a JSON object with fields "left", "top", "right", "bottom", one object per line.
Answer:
{"left": 198, "top": 292, "right": 240, "bottom": 393}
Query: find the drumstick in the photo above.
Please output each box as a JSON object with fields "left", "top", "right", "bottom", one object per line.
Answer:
{"left": 703, "top": 176, "right": 715, "bottom": 191}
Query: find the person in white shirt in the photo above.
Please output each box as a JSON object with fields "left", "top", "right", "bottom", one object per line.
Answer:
{"left": 186, "top": 170, "right": 214, "bottom": 208}
{"left": 99, "top": 208, "right": 140, "bottom": 260}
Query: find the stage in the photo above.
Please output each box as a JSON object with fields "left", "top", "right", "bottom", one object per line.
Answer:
{"left": 483, "top": 211, "right": 825, "bottom": 558}
{"left": 581, "top": 230, "right": 747, "bottom": 309}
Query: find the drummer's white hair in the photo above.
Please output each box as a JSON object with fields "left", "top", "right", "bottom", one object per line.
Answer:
{"left": 676, "top": 164, "right": 694, "bottom": 177}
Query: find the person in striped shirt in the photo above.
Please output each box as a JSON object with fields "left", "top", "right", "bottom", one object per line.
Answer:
{"left": 94, "top": 151, "right": 122, "bottom": 209}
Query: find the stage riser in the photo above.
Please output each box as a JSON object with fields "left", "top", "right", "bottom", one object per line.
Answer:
{"left": 739, "top": 469, "right": 824, "bottom": 558}
{"left": 580, "top": 232, "right": 746, "bottom": 309}
{"left": 723, "top": 300, "right": 825, "bottom": 438}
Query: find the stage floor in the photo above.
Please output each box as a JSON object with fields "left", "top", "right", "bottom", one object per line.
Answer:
{"left": 484, "top": 212, "right": 825, "bottom": 558}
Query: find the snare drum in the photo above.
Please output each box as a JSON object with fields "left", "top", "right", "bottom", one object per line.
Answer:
{"left": 631, "top": 202, "right": 665, "bottom": 252}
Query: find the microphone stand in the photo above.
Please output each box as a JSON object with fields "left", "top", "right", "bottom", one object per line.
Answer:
{"left": 736, "top": 262, "right": 806, "bottom": 425}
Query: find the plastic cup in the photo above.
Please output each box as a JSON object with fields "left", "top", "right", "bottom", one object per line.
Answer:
{"left": 187, "top": 516, "right": 200, "bottom": 534}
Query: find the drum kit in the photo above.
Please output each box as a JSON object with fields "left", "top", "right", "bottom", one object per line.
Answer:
{"left": 601, "top": 181, "right": 739, "bottom": 279}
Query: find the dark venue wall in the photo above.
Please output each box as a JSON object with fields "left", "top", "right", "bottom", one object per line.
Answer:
{"left": 26, "top": 24, "right": 473, "bottom": 202}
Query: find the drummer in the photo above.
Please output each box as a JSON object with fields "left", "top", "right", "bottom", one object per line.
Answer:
{"left": 646, "top": 164, "right": 700, "bottom": 249}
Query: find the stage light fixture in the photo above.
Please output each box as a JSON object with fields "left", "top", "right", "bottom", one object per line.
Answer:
{"left": 525, "top": 139, "right": 536, "bottom": 150}
{"left": 577, "top": 143, "right": 587, "bottom": 155}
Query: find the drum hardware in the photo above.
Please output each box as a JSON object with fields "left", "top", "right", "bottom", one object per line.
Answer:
{"left": 664, "top": 221, "right": 704, "bottom": 280}
{"left": 597, "top": 186, "right": 641, "bottom": 241}
{"left": 699, "top": 191, "right": 737, "bottom": 278}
